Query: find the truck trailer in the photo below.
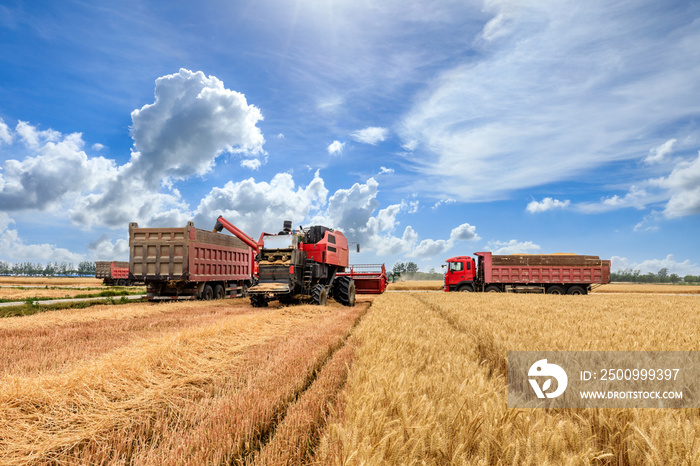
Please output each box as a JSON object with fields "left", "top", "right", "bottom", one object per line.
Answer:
{"left": 95, "top": 261, "right": 139, "bottom": 286}
{"left": 444, "top": 252, "right": 610, "bottom": 294}
{"left": 129, "top": 222, "right": 254, "bottom": 300}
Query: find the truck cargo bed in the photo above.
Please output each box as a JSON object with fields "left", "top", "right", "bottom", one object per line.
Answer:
{"left": 129, "top": 222, "right": 254, "bottom": 299}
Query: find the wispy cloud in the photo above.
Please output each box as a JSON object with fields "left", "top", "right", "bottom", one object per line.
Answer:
{"left": 486, "top": 239, "right": 541, "bottom": 255}
{"left": 400, "top": 1, "right": 700, "bottom": 201}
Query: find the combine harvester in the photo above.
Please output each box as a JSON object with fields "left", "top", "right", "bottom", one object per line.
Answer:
{"left": 214, "top": 216, "right": 357, "bottom": 307}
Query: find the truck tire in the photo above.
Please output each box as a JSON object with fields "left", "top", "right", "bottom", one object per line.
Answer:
{"left": 457, "top": 284, "right": 473, "bottom": 292}
{"left": 311, "top": 284, "right": 328, "bottom": 306}
{"left": 117, "top": 279, "right": 126, "bottom": 287}
{"left": 250, "top": 294, "right": 268, "bottom": 307}
{"left": 202, "top": 284, "right": 214, "bottom": 300}
{"left": 485, "top": 285, "right": 500, "bottom": 293}
{"left": 214, "top": 284, "right": 225, "bottom": 299}
{"left": 567, "top": 285, "right": 586, "bottom": 295}
{"left": 546, "top": 285, "right": 565, "bottom": 295}
{"left": 333, "top": 276, "right": 356, "bottom": 306}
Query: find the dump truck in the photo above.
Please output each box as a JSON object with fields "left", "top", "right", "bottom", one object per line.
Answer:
{"left": 129, "top": 222, "right": 254, "bottom": 300}
{"left": 444, "top": 252, "right": 610, "bottom": 294}
{"left": 95, "top": 261, "right": 138, "bottom": 286}
{"left": 214, "top": 216, "right": 356, "bottom": 307}
{"left": 337, "top": 264, "right": 387, "bottom": 294}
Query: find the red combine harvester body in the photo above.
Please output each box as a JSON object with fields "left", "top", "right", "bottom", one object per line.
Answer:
{"left": 443, "top": 252, "right": 611, "bottom": 295}
{"left": 337, "top": 264, "right": 387, "bottom": 294}
{"left": 214, "top": 217, "right": 356, "bottom": 307}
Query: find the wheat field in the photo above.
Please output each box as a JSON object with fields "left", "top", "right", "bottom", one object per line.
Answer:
{"left": 0, "top": 298, "right": 369, "bottom": 465}
{"left": 2, "top": 289, "right": 698, "bottom": 464}
{"left": 317, "top": 292, "right": 700, "bottom": 465}
{"left": 387, "top": 280, "right": 700, "bottom": 294}
{"left": 0, "top": 277, "right": 103, "bottom": 287}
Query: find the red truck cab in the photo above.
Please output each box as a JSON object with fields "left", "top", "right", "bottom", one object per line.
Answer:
{"left": 444, "top": 256, "right": 476, "bottom": 292}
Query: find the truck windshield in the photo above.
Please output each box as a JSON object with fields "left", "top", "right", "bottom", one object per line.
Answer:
{"left": 449, "top": 262, "right": 463, "bottom": 272}
{"left": 263, "top": 234, "right": 294, "bottom": 249}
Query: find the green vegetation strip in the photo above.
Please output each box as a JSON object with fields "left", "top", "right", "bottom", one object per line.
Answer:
{"left": 0, "top": 296, "right": 145, "bottom": 319}
{"left": 0, "top": 290, "right": 143, "bottom": 304}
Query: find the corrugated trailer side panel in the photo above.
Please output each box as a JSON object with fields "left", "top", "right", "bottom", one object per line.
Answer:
{"left": 478, "top": 252, "right": 611, "bottom": 285}
{"left": 129, "top": 222, "right": 252, "bottom": 282}
{"left": 490, "top": 265, "right": 609, "bottom": 284}
{"left": 95, "top": 261, "right": 111, "bottom": 279}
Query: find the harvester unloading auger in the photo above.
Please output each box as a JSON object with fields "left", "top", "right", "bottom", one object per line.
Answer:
{"left": 213, "top": 216, "right": 356, "bottom": 307}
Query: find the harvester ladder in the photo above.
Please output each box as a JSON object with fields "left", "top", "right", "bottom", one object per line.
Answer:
{"left": 303, "top": 262, "right": 314, "bottom": 292}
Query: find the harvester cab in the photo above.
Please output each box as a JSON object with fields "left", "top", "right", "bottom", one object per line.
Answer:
{"left": 214, "top": 216, "right": 356, "bottom": 308}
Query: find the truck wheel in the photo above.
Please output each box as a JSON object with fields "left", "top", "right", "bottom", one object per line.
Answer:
{"left": 117, "top": 279, "right": 126, "bottom": 287}
{"left": 546, "top": 285, "right": 565, "bottom": 295}
{"left": 311, "top": 284, "right": 328, "bottom": 306}
{"left": 567, "top": 285, "right": 586, "bottom": 295}
{"left": 485, "top": 285, "right": 500, "bottom": 293}
{"left": 250, "top": 294, "right": 268, "bottom": 307}
{"left": 202, "top": 284, "right": 214, "bottom": 300}
{"left": 214, "top": 284, "right": 225, "bottom": 299}
{"left": 457, "top": 284, "right": 473, "bottom": 292}
{"left": 333, "top": 276, "right": 356, "bottom": 306}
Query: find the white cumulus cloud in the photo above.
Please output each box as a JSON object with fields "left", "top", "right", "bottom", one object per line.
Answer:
{"left": 526, "top": 197, "right": 571, "bottom": 213}
{"left": 193, "top": 171, "right": 328, "bottom": 237}
{"left": 350, "top": 126, "right": 388, "bottom": 145}
{"left": 327, "top": 140, "right": 345, "bottom": 156}
{"left": 129, "top": 68, "right": 265, "bottom": 184}
{"left": 0, "top": 118, "right": 12, "bottom": 145}
{"left": 645, "top": 139, "right": 676, "bottom": 164}
{"left": 0, "top": 213, "right": 84, "bottom": 263}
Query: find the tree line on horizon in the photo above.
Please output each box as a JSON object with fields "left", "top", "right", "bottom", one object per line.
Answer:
{"left": 0, "top": 261, "right": 96, "bottom": 276}
{"left": 610, "top": 268, "right": 698, "bottom": 284}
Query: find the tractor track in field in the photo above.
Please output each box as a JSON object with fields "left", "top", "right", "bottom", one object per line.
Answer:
{"left": 243, "top": 300, "right": 370, "bottom": 465}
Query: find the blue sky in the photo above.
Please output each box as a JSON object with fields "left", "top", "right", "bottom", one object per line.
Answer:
{"left": 1, "top": 0, "right": 699, "bottom": 275}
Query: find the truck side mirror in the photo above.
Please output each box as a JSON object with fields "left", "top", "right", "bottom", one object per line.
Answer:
{"left": 356, "top": 244, "right": 360, "bottom": 253}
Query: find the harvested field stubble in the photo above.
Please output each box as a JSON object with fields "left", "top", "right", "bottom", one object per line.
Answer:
{"left": 388, "top": 280, "right": 443, "bottom": 291}
{"left": 593, "top": 283, "right": 700, "bottom": 294}
{"left": 0, "top": 286, "right": 141, "bottom": 301}
{"left": 0, "top": 299, "right": 369, "bottom": 465}
{"left": 317, "top": 292, "right": 700, "bottom": 465}
{"left": 0, "top": 277, "right": 103, "bottom": 287}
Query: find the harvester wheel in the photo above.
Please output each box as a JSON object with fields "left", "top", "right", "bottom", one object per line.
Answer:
{"left": 214, "top": 284, "right": 225, "bottom": 299}
{"left": 250, "top": 294, "right": 268, "bottom": 307}
{"left": 311, "top": 284, "right": 328, "bottom": 306}
{"left": 202, "top": 285, "right": 214, "bottom": 300}
{"left": 333, "top": 276, "right": 356, "bottom": 307}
